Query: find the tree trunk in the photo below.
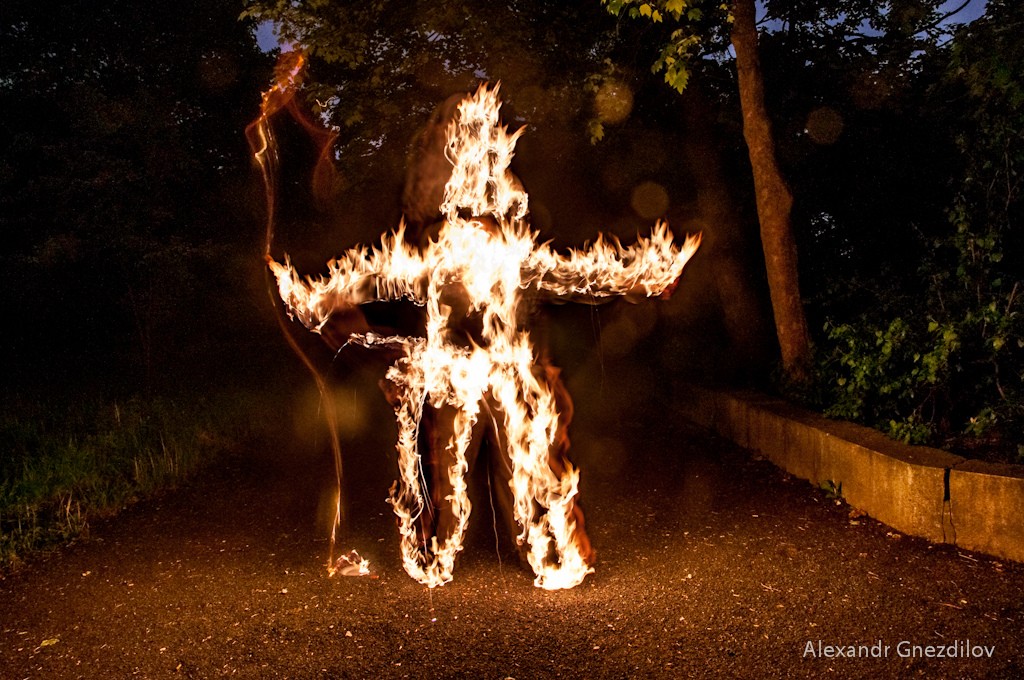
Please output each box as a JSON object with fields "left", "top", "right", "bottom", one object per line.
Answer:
{"left": 730, "top": 0, "right": 812, "bottom": 383}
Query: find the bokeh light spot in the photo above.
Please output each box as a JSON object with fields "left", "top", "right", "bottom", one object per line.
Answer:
{"left": 630, "top": 181, "right": 670, "bottom": 220}
{"left": 805, "top": 106, "right": 844, "bottom": 145}
{"left": 594, "top": 79, "right": 634, "bottom": 125}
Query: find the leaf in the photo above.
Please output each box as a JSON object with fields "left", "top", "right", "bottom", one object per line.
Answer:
{"left": 41, "top": 638, "right": 59, "bottom": 647}
{"left": 639, "top": 3, "right": 653, "bottom": 18}
{"left": 606, "top": 0, "right": 626, "bottom": 15}
{"left": 665, "top": 65, "right": 690, "bottom": 93}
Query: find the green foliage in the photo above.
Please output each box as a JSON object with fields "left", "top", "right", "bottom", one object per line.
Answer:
{"left": 820, "top": 317, "right": 959, "bottom": 443}
{"left": 0, "top": 391, "right": 282, "bottom": 568}
{"left": 601, "top": 0, "right": 731, "bottom": 93}
{"left": 818, "top": 223, "right": 1022, "bottom": 451}
{"left": 653, "top": 30, "right": 702, "bottom": 93}
{"left": 820, "top": 479, "right": 842, "bottom": 501}
{"left": 817, "top": 192, "right": 1021, "bottom": 449}
{"left": 812, "top": 2, "right": 1023, "bottom": 454}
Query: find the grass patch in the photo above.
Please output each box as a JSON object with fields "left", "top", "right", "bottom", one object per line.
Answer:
{"left": 0, "top": 390, "right": 282, "bottom": 569}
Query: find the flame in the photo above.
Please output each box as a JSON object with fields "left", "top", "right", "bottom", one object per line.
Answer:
{"left": 266, "top": 84, "right": 700, "bottom": 590}
{"left": 247, "top": 52, "right": 369, "bottom": 579}
{"left": 330, "top": 549, "right": 374, "bottom": 578}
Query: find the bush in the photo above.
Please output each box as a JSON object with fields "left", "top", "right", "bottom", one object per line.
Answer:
{"left": 811, "top": 4, "right": 1023, "bottom": 460}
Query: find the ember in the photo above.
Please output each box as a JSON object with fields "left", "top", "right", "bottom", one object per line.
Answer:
{"left": 255, "top": 67, "right": 699, "bottom": 590}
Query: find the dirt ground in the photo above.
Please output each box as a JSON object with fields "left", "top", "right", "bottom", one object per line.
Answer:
{"left": 2, "top": 380, "right": 1022, "bottom": 679}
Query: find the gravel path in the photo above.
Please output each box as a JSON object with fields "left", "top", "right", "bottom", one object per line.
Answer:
{"left": 2, "top": 387, "right": 1022, "bottom": 679}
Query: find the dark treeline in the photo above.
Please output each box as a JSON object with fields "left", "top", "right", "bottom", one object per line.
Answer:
{"left": 1, "top": 0, "right": 277, "bottom": 395}
{"left": 1, "top": 0, "right": 1020, "bottom": 457}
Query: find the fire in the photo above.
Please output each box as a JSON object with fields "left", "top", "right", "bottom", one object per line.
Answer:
{"left": 246, "top": 52, "right": 358, "bottom": 579}
{"left": 331, "top": 550, "right": 373, "bottom": 578}
{"left": 261, "top": 78, "right": 700, "bottom": 589}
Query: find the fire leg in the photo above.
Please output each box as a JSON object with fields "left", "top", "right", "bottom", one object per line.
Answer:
{"left": 430, "top": 402, "right": 480, "bottom": 547}
{"left": 497, "top": 362, "right": 594, "bottom": 590}
{"left": 422, "top": 396, "right": 478, "bottom": 585}
{"left": 540, "top": 361, "right": 594, "bottom": 567}
{"left": 387, "top": 357, "right": 435, "bottom": 583}
{"left": 390, "top": 357, "right": 480, "bottom": 587}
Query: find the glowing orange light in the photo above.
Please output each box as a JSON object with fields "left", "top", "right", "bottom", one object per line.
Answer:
{"left": 266, "top": 84, "right": 700, "bottom": 589}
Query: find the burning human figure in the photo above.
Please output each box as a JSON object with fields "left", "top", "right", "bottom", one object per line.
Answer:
{"left": 267, "top": 84, "right": 700, "bottom": 590}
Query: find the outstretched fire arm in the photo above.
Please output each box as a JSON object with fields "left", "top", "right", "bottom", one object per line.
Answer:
{"left": 527, "top": 223, "right": 701, "bottom": 302}
{"left": 267, "top": 225, "right": 431, "bottom": 333}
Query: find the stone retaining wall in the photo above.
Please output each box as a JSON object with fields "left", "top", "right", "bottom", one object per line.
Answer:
{"left": 678, "top": 385, "right": 1024, "bottom": 563}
